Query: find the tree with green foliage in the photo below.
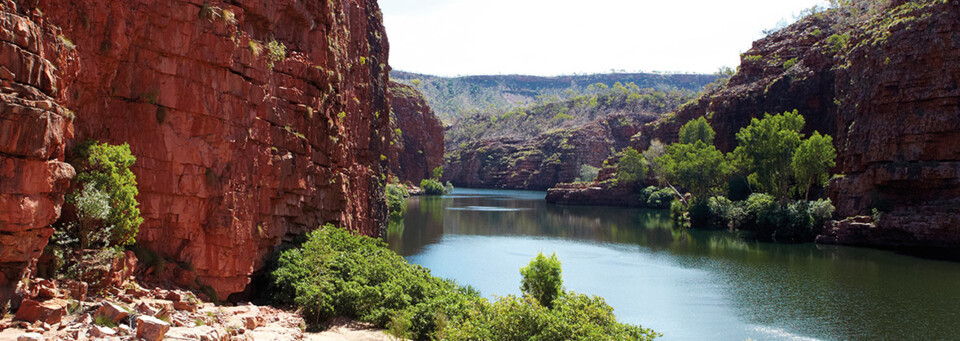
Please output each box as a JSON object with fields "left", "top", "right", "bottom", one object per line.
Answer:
{"left": 68, "top": 141, "right": 142, "bottom": 247}
{"left": 432, "top": 166, "right": 444, "bottom": 180}
{"left": 791, "top": 132, "right": 837, "bottom": 200}
{"left": 733, "top": 110, "right": 806, "bottom": 201}
{"left": 678, "top": 116, "right": 715, "bottom": 145}
{"left": 656, "top": 141, "right": 732, "bottom": 201}
{"left": 420, "top": 178, "right": 446, "bottom": 195}
{"left": 385, "top": 184, "right": 409, "bottom": 218}
{"left": 616, "top": 147, "right": 647, "bottom": 185}
{"left": 519, "top": 252, "right": 563, "bottom": 308}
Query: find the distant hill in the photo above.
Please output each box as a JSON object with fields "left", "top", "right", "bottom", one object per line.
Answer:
{"left": 390, "top": 71, "right": 719, "bottom": 123}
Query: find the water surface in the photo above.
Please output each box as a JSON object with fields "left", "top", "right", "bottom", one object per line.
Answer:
{"left": 386, "top": 188, "right": 960, "bottom": 340}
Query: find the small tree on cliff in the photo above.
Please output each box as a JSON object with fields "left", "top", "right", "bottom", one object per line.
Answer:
{"left": 616, "top": 147, "right": 647, "bottom": 185}
{"left": 733, "top": 111, "right": 805, "bottom": 201}
{"left": 66, "top": 141, "right": 143, "bottom": 248}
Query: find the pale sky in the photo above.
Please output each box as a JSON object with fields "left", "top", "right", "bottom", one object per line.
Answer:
{"left": 380, "top": 0, "right": 830, "bottom": 76}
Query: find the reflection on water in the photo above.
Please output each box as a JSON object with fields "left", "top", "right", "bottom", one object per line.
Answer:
{"left": 386, "top": 188, "right": 960, "bottom": 341}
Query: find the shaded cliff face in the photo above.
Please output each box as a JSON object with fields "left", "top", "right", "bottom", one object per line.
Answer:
{"left": 0, "top": 1, "right": 76, "bottom": 306}
{"left": 445, "top": 113, "right": 643, "bottom": 190}
{"left": 826, "top": 0, "right": 960, "bottom": 249}
{"left": 2, "top": 0, "right": 391, "bottom": 299}
{"left": 387, "top": 82, "right": 444, "bottom": 183}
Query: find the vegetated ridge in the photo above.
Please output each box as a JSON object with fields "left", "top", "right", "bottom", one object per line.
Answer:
{"left": 391, "top": 70, "right": 719, "bottom": 122}
{"left": 444, "top": 84, "right": 701, "bottom": 190}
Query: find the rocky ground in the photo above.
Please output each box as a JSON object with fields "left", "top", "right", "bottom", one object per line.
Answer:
{"left": 0, "top": 279, "right": 394, "bottom": 341}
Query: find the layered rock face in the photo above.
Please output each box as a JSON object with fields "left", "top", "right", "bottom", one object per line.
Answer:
{"left": 445, "top": 113, "right": 642, "bottom": 190}
{"left": 0, "top": 2, "right": 76, "bottom": 308}
{"left": 2, "top": 0, "right": 391, "bottom": 300}
{"left": 633, "top": 14, "right": 841, "bottom": 153}
{"left": 387, "top": 82, "right": 443, "bottom": 183}
{"left": 826, "top": 0, "right": 960, "bottom": 249}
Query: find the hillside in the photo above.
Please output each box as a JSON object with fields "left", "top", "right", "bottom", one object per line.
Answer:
{"left": 390, "top": 70, "right": 718, "bottom": 122}
{"left": 444, "top": 84, "right": 698, "bottom": 189}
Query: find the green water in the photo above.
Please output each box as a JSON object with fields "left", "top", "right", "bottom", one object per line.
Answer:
{"left": 386, "top": 188, "right": 960, "bottom": 340}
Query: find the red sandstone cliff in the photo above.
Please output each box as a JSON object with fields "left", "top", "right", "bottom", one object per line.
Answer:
{"left": 387, "top": 82, "right": 443, "bottom": 183}
{"left": 823, "top": 0, "right": 960, "bottom": 249}
{"left": 0, "top": 1, "right": 76, "bottom": 307}
{"left": 1, "top": 0, "right": 391, "bottom": 301}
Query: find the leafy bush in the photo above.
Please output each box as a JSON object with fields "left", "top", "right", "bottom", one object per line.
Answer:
{"left": 578, "top": 164, "right": 600, "bottom": 183}
{"left": 520, "top": 252, "right": 563, "bottom": 308}
{"left": 67, "top": 141, "right": 142, "bottom": 247}
{"left": 272, "top": 226, "right": 658, "bottom": 340}
{"left": 420, "top": 179, "right": 446, "bottom": 195}
{"left": 639, "top": 186, "right": 674, "bottom": 209}
{"left": 385, "top": 184, "right": 409, "bottom": 218}
{"left": 616, "top": 147, "right": 647, "bottom": 186}
{"left": 678, "top": 116, "right": 715, "bottom": 145}
{"left": 726, "top": 194, "right": 836, "bottom": 242}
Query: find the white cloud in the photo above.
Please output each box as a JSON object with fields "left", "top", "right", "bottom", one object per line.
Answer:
{"left": 380, "top": 0, "right": 830, "bottom": 76}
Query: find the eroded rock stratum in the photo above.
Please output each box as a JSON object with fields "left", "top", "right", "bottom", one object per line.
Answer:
{"left": 1, "top": 0, "right": 391, "bottom": 301}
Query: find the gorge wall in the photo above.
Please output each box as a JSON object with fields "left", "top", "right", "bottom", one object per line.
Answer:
{"left": 0, "top": 2, "right": 76, "bottom": 307}
{"left": 824, "top": 0, "right": 960, "bottom": 249}
{"left": 387, "top": 82, "right": 443, "bottom": 183}
{"left": 628, "top": 0, "right": 960, "bottom": 249}
{"left": 1, "top": 0, "right": 391, "bottom": 301}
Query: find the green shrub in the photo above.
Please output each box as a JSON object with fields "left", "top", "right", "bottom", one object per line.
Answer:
{"left": 578, "top": 164, "right": 600, "bottom": 183}
{"left": 520, "top": 252, "right": 563, "bottom": 308}
{"left": 616, "top": 147, "right": 647, "bottom": 186}
{"left": 272, "top": 226, "right": 658, "bottom": 340}
{"left": 640, "top": 186, "right": 674, "bottom": 209}
{"left": 728, "top": 194, "right": 835, "bottom": 242}
{"left": 420, "top": 179, "right": 446, "bottom": 195}
{"left": 385, "top": 184, "right": 409, "bottom": 218}
{"left": 67, "top": 141, "right": 142, "bottom": 247}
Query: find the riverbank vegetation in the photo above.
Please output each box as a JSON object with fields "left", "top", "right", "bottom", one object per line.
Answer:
{"left": 615, "top": 111, "right": 838, "bottom": 242}
{"left": 272, "top": 225, "right": 659, "bottom": 340}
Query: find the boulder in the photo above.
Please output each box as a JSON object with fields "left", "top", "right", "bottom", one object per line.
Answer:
{"left": 16, "top": 332, "right": 44, "bottom": 341}
{"left": 94, "top": 301, "right": 129, "bottom": 324}
{"left": 136, "top": 315, "right": 171, "bottom": 341}
{"left": 14, "top": 299, "right": 68, "bottom": 324}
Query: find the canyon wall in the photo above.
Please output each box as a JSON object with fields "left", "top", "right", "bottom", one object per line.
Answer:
{"left": 628, "top": 0, "right": 960, "bottom": 249}
{"left": 445, "top": 113, "right": 643, "bottom": 190}
{"left": 823, "top": 0, "right": 960, "bottom": 249}
{"left": 0, "top": 1, "right": 76, "bottom": 307}
{"left": 387, "top": 82, "right": 443, "bottom": 183}
{"left": 1, "top": 0, "right": 391, "bottom": 301}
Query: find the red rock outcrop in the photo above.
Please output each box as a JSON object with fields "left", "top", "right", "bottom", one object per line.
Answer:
{"left": 633, "top": 14, "right": 841, "bottom": 153}
{"left": 387, "top": 82, "right": 443, "bottom": 183}
{"left": 0, "top": 1, "right": 76, "bottom": 310}
{"left": 445, "top": 113, "right": 645, "bottom": 190}
{"left": 2, "top": 0, "right": 391, "bottom": 300}
{"left": 827, "top": 0, "right": 960, "bottom": 249}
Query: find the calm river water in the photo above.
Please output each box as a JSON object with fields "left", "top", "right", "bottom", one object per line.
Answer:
{"left": 385, "top": 188, "right": 960, "bottom": 340}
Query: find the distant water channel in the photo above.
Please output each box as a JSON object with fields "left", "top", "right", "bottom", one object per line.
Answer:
{"left": 385, "top": 188, "right": 960, "bottom": 340}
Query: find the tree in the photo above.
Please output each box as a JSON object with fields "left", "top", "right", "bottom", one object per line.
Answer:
{"left": 642, "top": 140, "right": 666, "bottom": 175}
{"left": 655, "top": 141, "right": 732, "bottom": 200}
{"left": 520, "top": 252, "right": 563, "bottom": 308}
{"left": 678, "top": 116, "right": 715, "bottom": 145}
{"left": 616, "top": 147, "right": 647, "bottom": 185}
{"left": 791, "top": 132, "right": 837, "bottom": 200}
{"left": 733, "top": 110, "right": 805, "bottom": 201}
{"left": 432, "top": 166, "right": 443, "bottom": 180}
{"left": 69, "top": 141, "right": 142, "bottom": 247}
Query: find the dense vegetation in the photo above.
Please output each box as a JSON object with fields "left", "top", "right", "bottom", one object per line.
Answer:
{"left": 391, "top": 70, "right": 718, "bottom": 123}
{"left": 445, "top": 82, "right": 694, "bottom": 151}
{"left": 273, "top": 226, "right": 659, "bottom": 340}
{"left": 613, "top": 111, "right": 838, "bottom": 241}
{"left": 44, "top": 141, "right": 143, "bottom": 279}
